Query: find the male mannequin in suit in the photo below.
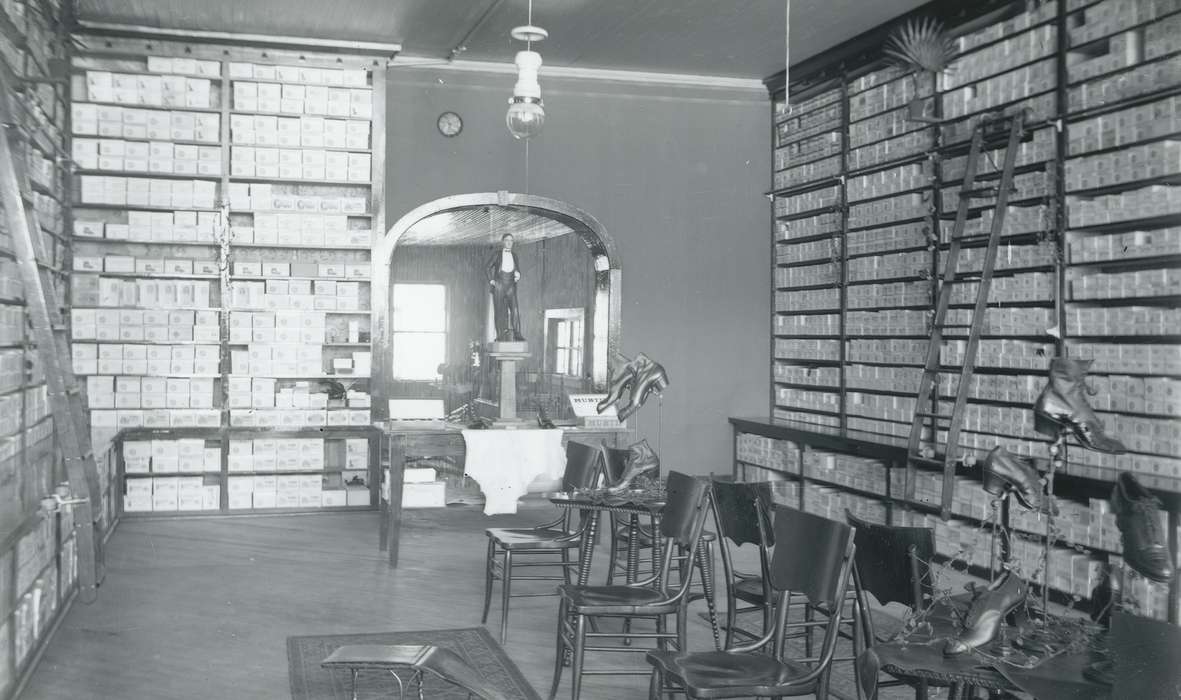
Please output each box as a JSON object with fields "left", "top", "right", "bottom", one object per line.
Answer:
{"left": 487, "top": 233, "right": 524, "bottom": 341}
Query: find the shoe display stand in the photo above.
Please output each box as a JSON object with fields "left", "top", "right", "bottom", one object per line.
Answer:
{"left": 68, "top": 35, "right": 387, "bottom": 518}
{"left": 756, "top": 0, "right": 1180, "bottom": 624}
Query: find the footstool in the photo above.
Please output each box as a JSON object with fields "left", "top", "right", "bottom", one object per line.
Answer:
{"left": 321, "top": 643, "right": 510, "bottom": 700}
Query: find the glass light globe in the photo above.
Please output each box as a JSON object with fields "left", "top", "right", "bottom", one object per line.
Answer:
{"left": 506, "top": 97, "right": 545, "bottom": 140}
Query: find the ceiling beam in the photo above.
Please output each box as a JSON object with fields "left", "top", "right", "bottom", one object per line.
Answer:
{"left": 75, "top": 19, "right": 402, "bottom": 57}
{"left": 393, "top": 56, "right": 766, "bottom": 92}
{"left": 447, "top": 0, "right": 507, "bottom": 62}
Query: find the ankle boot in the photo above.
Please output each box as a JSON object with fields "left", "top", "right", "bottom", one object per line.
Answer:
{"left": 605, "top": 439, "right": 660, "bottom": 492}
{"left": 1111, "top": 472, "right": 1175, "bottom": 583}
{"left": 617, "top": 361, "right": 669, "bottom": 421}
{"left": 982, "top": 446, "right": 1045, "bottom": 511}
{"left": 1033, "top": 358, "right": 1126, "bottom": 454}
{"left": 943, "top": 572, "right": 1027, "bottom": 656}
{"left": 597, "top": 353, "right": 650, "bottom": 414}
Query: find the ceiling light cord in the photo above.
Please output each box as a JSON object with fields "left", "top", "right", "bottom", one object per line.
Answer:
{"left": 527, "top": 0, "right": 534, "bottom": 50}
{"left": 784, "top": 0, "right": 790, "bottom": 109}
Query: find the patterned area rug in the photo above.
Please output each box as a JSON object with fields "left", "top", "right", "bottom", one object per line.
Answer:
{"left": 287, "top": 627, "right": 541, "bottom": 700}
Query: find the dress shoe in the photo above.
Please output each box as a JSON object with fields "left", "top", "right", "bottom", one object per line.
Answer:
{"left": 1033, "top": 358, "right": 1126, "bottom": 454}
{"left": 982, "top": 446, "right": 1045, "bottom": 511}
{"left": 1111, "top": 472, "right": 1174, "bottom": 583}
{"left": 616, "top": 361, "right": 669, "bottom": 421}
{"left": 597, "top": 353, "right": 651, "bottom": 414}
{"left": 943, "top": 572, "right": 1027, "bottom": 656}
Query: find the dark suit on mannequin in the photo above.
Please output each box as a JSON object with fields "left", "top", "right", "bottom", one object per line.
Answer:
{"left": 487, "top": 239, "right": 524, "bottom": 342}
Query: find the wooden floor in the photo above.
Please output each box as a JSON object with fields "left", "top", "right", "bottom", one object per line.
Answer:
{"left": 19, "top": 504, "right": 921, "bottom": 700}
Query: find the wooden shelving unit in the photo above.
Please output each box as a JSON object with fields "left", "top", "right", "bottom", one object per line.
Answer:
{"left": 752, "top": 0, "right": 1180, "bottom": 624}
{"left": 68, "top": 35, "right": 387, "bottom": 519}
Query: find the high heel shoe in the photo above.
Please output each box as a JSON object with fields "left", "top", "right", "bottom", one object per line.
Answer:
{"left": 982, "top": 446, "right": 1045, "bottom": 511}
{"left": 1033, "top": 358, "right": 1126, "bottom": 454}
{"left": 597, "top": 352, "right": 651, "bottom": 414}
{"left": 943, "top": 572, "right": 1027, "bottom": 656}
{"left": 616, "top": 362, "right": 669, "bottom": 421}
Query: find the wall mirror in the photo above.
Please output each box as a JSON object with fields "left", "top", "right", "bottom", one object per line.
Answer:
{"left": 372, "top": 192, "right": 620, "bottom": 422}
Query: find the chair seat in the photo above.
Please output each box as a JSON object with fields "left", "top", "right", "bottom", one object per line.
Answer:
{"left": 322, "top": 644, "right": 430, "bottom": 669}
{"left": 323, "top": 643, "right": 511, "bottom": 700}
{"left": 733, "top": 577, "right": 768, "bottom": 605}
{"left": 486, "top": 527, "right": 578, "bottom": 550}
{"left": 558, "top": 584, "right": 677, "bottom": 614}
{"left": 646, "top": 650, "right": 818, "bottom": 699}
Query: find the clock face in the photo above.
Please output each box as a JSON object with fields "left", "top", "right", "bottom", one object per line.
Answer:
{"left": 437, "top": 111, "right": 462, "bottom": 137}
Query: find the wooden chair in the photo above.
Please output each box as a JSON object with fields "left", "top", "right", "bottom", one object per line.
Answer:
{"left": 646, "top": 504, "right": 856, "bottom": 699}
{"left": 481, "top": 440, "right": 602, "bottom": 643}
{"left": 548, "top": 471, "right": 712, "bottom": 700}
{"left": 709, "top": 476, "right": 775, "bottom": 648}
{"left": 846, "top": 511, "right": 936, "bottom": 700}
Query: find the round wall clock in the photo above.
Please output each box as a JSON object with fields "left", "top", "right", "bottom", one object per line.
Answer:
{"left": 437, "top": 111, "right": 463, "bottom": 137}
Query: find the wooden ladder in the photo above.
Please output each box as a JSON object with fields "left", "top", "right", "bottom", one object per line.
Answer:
{"left": 0, "top": 73, "right": 103, "bottom": 602}
{"left": 906, "top": 111, "right": 1027, "bottom": 519}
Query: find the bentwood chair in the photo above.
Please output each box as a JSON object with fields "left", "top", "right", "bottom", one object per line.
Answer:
{"left": 482, "top": 440, "right": 602, "bottom": 643}
{"left": 709, "top": 477, "right": 775, "bottom": 648}
{"left": 846, "top": 511, "right": 936, "bottom": 700}
{"left": 548, "top": 471, "right": 712, "bottom": 700}
{"left": 646, "top": 504, "right": 857, "bottom": 700}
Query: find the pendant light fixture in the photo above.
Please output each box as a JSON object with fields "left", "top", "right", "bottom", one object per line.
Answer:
{"left": 506, "top": 0, "right": 546, "bottom": 140}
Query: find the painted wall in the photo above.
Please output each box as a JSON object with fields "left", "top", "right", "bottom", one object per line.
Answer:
{"left": 384, "top": 66, "right": 771, "bottom": 476}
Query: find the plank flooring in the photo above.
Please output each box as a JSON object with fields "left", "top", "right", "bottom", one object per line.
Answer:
{"left": 19, "top": 503, "right": 921, "bottom": 699}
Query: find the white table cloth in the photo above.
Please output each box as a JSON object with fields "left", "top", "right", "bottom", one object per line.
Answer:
{"left": 461, "top": 428, "right": 566, "bottom": 515}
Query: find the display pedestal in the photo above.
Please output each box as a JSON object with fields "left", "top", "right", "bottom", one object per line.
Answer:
{"left": 487, "top": 341, "right": 530, "bottom": 425}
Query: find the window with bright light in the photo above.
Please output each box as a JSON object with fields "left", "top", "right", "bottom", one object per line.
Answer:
{"left": 392, "top": 283, "right": 446, "bottom": 380}
{"left": 545, "top": 309, "right": 584, "bottom": 377}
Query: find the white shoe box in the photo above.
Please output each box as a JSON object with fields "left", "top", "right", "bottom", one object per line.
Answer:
{"left": 402, "top": 481, "right": 446, "bottom": 509}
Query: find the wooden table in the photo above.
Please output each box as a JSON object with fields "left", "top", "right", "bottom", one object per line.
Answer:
{"left": 375, "top": 422, "right": 625, "bottom": 567}
{"left": 862, "top": 597, "right": 1110, "bottom": 700}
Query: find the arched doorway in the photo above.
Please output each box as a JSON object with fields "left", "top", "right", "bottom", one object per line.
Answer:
{"left": 372, "top": 191, "right": 620, "bottom": 420}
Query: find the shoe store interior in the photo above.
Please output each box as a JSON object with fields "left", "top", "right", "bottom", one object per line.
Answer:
{"left": 0, "top": 0, "right": 1179, "bottom": 698}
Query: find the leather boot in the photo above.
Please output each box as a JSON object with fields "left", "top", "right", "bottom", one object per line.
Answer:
{"left": 943, "top": 572, "right": 1027, "bottom": 656}
{"left": 982, "top": 446, "right": 1045, "bottom": 511}
{"left": 597, "top": 353, "right": 650, "bottom": 414}
{"left": 1111, "top": 472, "right": 1175, "bottom": 583}
{"left": 604, "top": 439, "right": 660, "bottom": 493}
{"left": 1033, "top": 358, "right": 1126, "bottom": 454}
{"left": 617, "top": 361, "right": 669, "bottom": 421}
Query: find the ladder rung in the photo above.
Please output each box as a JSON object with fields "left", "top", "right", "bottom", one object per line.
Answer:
{"left": 953, "top": 235, "right": 994, "bottom": 244}
{"left": 959, "top": 187, "right": 1001, "bottom": 199}
{"left": 908, "top": 455, "right": 945, "bottom": 466}
{"left": 914, "top": 411, "right": 953, "bottom": 420}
